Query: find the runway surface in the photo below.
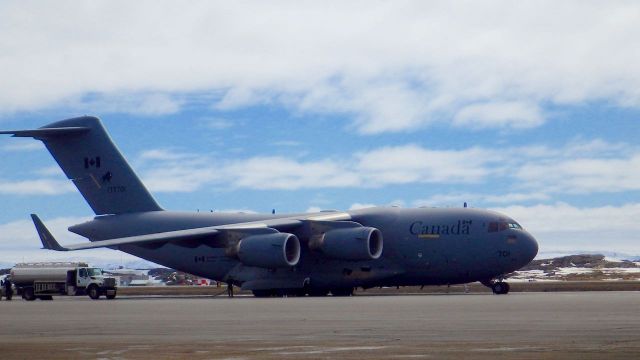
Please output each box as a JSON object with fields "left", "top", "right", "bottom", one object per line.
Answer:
{"left": 1, "top": 292, "right": 639, "bottom": 359}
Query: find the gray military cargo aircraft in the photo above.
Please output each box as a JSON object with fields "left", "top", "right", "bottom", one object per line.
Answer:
{"left": 1, "top": 116, "right": 538, "bottom": 296}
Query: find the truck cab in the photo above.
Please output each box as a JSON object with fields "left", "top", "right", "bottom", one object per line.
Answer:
{"left": 67, "top": 267, "right": 117, "bottom": 299}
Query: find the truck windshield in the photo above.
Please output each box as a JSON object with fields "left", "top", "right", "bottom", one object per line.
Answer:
{"left": 87, "top": 268, "right": 103, "bottom": 276}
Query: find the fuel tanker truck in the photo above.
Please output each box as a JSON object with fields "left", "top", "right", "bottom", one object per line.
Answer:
{"left": 10, "top": 262, "right": 117, "bottom": 301}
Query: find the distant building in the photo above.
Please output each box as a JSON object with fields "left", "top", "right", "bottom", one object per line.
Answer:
{"left": 106, "top": 269, "right": 164, "bottom": 287}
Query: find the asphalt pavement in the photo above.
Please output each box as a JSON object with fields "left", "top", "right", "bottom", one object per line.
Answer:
{"left": 0, "top": 292, "right": 638, "bottom": 359}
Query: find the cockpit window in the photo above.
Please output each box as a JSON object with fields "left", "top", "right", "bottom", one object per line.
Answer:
{"left": 488, "top": 221, "right": 523, "bottom": 232}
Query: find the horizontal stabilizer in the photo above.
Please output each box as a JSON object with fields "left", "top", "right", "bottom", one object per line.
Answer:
{"left": 0, "top": 127, "right": 90, "bottom": 138}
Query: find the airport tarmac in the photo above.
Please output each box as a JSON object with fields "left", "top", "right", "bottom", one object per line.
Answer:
{"left": 0, "top": 292, "right": 638, "bottom": 359}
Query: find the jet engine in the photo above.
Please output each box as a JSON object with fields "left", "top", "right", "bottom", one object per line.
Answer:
{"left": 233, "top": 233, "right": 301, "bottom": 268}
{"left": 311, "top": 227, "right": 383, "bottom": 261}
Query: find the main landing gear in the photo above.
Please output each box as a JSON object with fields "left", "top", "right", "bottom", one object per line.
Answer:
{"left": 481, "top": 280, "right": 510, "bottom": 295}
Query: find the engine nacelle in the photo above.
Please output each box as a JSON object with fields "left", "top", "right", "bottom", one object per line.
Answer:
{"left": 234, "top": 233, "right": 301, "bottom": 268}
{"left": 312, "top": 227, "right": 383, "bottom": 261}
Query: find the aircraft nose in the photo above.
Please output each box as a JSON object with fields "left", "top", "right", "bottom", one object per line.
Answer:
{"left": 521, "top": 231, "right": 539, "bottom": 264}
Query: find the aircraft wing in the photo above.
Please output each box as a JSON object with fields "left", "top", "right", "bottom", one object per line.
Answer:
{"left": 31, "top": 211, "right": 351, "bottom": 251}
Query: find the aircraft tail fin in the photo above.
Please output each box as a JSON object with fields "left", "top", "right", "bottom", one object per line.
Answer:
{"left": 1, "top": 116, "right": 162, "bottom": 215}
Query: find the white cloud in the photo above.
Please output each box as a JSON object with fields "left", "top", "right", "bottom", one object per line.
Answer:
{"left": 1, "top": 142, "right": 42, "bottom": 152}
{"left": 135, "top": 139, "right": 640, "bottom": 196}
{"left": 1, "top": 137, "right": 636, "bottom": 198}
{"left": 355, "top": 145, "right": 497, "bottom": 185}
{"left": 68, "top": 92, "right": 183, "bottom": 116}
{"left": 138, "top": 144, "right": 499, "bottom": 192}
{"left": 515, "top": 152, "right": 640, "bottom": 194}
{"left": 33, "top": 166, "right": 65, "bottom": 177}
{"left": 492, "top": 203, "right": 640, "bottom": 253}
{"left": 453, "top": 101, "right": 544, "bottom": 129}
{"left": 224, "top": 156, "right": 361, "bottom": 190}
{"left": 0, "top": 178, "right": 74, "bottom": 195}
{"left": 2, "top": 2, "right": 640, "bottom": 131}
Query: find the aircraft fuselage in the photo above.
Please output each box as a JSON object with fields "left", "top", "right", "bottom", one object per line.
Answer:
{"left": 70, "top": 206, "right": 538, "bottom": 289}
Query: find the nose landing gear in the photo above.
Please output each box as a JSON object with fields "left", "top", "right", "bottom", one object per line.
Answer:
{"left": 491, "top": 281, "right": 510, "bottom": 295}
{"left": 481, "top": 279, "right": 510, "bottom": 295}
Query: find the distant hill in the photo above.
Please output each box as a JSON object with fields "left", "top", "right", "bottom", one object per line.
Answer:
{"left": 510, "top": 254, "right": 640, "bottom": 281}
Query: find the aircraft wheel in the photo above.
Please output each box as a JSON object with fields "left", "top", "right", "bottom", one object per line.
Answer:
{"left": 491, "top": 282, "right": 509, "bottom": 295}
{"left": 88, "top": 285, "right": 101, "bottom": 300}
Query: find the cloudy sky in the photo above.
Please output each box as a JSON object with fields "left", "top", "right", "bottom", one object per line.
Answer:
{"left": 1, "top": 1, "right": 639, "bottom": 266}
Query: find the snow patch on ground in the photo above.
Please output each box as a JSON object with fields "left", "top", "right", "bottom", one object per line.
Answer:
{"left": 510, "top": 265, "right": 640, "bottom": 281}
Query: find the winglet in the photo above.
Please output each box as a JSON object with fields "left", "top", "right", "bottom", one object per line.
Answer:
{"left": 30, "top": 214, "right": 68, "bottom": 251}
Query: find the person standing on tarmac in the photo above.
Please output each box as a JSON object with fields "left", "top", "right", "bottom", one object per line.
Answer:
{"left": 3, "top": 277, "right": 12, "bottom": 300}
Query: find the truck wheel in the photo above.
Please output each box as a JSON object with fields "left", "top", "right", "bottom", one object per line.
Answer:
{"left": 88, "top": 285, "right": 100, "bottom": 300}
{"left": 106, "top": 291, "right": 116, "bottom": 300}
{"left": 23, "top": 287, "right": 36, "bottom": 301}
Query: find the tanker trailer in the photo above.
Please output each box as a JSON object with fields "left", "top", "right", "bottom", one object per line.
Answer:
{"left": 10, "top": 262, "right": 117, "bottom": 301}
